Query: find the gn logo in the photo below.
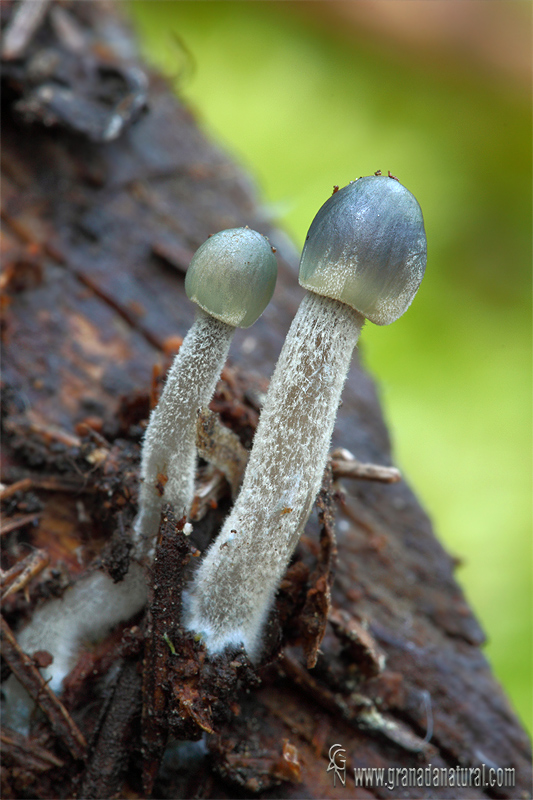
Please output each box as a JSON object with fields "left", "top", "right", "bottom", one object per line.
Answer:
{"left": 327, "top": 744, "right": 347, "bottom": 787}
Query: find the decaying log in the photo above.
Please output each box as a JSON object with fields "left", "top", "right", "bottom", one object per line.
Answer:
{"left": 1, "top": 2, "right": 531, "bottom": 798}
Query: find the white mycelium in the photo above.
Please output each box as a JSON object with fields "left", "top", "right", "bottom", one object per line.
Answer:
{"left": 3, "top": 565, "right": 148, "bottom": 733}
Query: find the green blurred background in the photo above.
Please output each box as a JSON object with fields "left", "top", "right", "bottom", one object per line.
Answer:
{"left": 129, "top": 1, "right": 532, "bottom": 732}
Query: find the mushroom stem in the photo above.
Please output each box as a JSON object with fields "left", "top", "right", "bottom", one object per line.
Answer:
{"left": 184, "top": 292, "right": 364, "bottom": 660}
{"left": 133, "top": 309, "right": 234, "bottom": 559}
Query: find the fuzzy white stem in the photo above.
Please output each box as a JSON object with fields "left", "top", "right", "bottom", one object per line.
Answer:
{"left": 2, "top": 565, "right": 148, "bottom": 733}
{"left": 184, "top": 292, "right": 364, "bottom": 660}
{"left": 133, "top": 310, "right": 235, "bottom": 558}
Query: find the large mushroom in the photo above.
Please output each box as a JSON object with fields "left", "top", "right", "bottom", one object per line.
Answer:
{"left": 184, "top": 175, "right": 427, "bottom": 661}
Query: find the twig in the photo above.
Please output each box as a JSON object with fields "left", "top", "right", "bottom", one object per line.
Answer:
{"left": 79, "top": 661, "right": 142, "bottom": 799}
{"left": 0, "top": 478, "right": 33, "bottom": 501}
{"left": 331, "top": 459, "right": 401, "bottom": 482}
{"left": 0, "top": 512, "right": 42, "bottom": 537}
{"left": 280, "top": 650, "right": 433, "bottom": 755}
{"left": 0, "top": 474, "right": 96, "bottom": 498}
{"left": 328, "top": 606, "right": 385, "bottom": 678}
{"left": 2, "top": 417, "right": 81, "bottom": 449}
{"left": 196, "top": 407, "right": 249, "bottom": 497}
{"left": 1, "top": 0, "right": 52, "bottom": 60}
{"left": 189, "top": 467, "right": 229, "bottom": 521}
{"left": 0, "top": 617, "right": 87, "bottom": 760}
{"left": 1, "top": 549, "right": 49, "bottom": 602}
{"left": 330, "top": 448, "right": 401, "bottom": 483}
{"left": 0, "top": 728, "right": 64, "bottom": 771}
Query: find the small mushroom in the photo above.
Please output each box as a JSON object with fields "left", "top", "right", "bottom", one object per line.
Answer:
{"left": 184, "top": 175, "right": 427, "bottom": 660}
{"left": 134, "top": 227, "right": 277, "bottom": 558}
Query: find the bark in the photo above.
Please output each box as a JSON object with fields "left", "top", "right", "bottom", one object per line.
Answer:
{"left": 1, "top": 2, "right": 531, "bottom": 798}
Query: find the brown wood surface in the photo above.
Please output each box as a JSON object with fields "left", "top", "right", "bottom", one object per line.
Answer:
{"left": 1, "top": 2, "right": 531, "bottom": 798}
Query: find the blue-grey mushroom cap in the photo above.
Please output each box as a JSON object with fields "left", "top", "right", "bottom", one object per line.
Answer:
{"left": 185, "top": 228, "right": 278, "bottom": 328}
{"left": 299, "top": 176, "right": 427, "bottom": 325}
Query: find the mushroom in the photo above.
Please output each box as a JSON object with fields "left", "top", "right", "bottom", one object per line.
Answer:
{"left": 184, "top": 175, "right": 427, "bottom": 660}
{"left": 133, "top": 227, "right": 277, "bottom": 558}
{"left": 1, "top": 228, "right": 276, "bottom": 734}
